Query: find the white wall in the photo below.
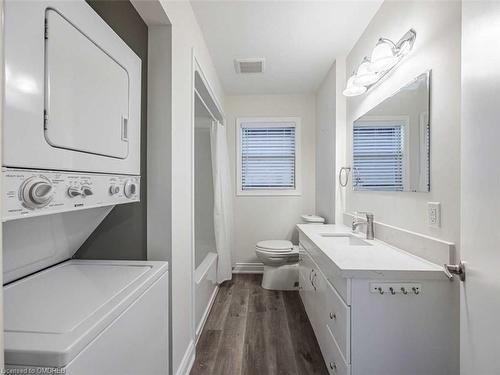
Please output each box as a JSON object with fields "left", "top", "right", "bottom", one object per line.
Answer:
{"left": 158, "top": 2, "right": 224, "bottom": 374}
{"left": 343, "top": 1, "right": 461, "bottom": 246}
{"left": 315, "top": 62, "right": 336, "bottom": 223}
{"left": 226, "top": 94, "right": 316, "bottom": 266}
{"left": 314, "top": 57, "right": 347, "bottom": 225}
{"left": 334, "top": 58, "right": 347, "bottom": 224}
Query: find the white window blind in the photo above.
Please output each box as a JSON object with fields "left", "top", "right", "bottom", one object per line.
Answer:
{"left": 353, "top": 122, "right": 405, "bottom": 191}
{"left": 240, "top": 124, "right": 296, "bottom": 190}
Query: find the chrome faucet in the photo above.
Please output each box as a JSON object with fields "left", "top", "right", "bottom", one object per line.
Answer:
{"left": 351, "top": 211, "right": 374, "bottom": 240}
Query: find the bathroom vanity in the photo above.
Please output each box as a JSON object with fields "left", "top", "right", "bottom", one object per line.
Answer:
{"left": 297, "top": 224, "right": 458, "bottom": 375}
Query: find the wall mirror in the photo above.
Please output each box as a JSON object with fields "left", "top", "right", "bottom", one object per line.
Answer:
{"left": 352, "top": 71, "right": 430, "bottom": 192}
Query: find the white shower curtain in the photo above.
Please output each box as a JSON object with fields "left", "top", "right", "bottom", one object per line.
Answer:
{"left": 210, "top": 121, "right": 233, "bottom": 283}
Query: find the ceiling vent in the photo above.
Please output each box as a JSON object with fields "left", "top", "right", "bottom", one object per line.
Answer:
{"left": 234, "top": 58, "right": 265, "bottom": 74}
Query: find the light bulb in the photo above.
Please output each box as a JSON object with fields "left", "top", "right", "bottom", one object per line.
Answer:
{"left": 342, "top": 76, "right": 367, "bottom": 97}
{"left": 370, "top": 39, "right": 398, "bottom": 73}
{"left": 353, "top": 60, "right": 379, "bottom": 86}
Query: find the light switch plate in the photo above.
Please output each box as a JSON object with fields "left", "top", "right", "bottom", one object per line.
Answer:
{"left": 428, "top": 202, "right": 441, "bottom": 227}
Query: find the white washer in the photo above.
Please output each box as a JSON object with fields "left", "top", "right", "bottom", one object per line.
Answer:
{"left": 4, "top": 260, "right": 168, "bottom": 374}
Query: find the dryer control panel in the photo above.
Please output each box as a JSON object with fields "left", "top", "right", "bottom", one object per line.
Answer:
{"left": 2, "top": 168, "right": 140, "bottom": 221}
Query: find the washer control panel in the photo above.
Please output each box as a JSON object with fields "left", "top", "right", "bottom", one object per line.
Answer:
{"left": 2, "top": 168, "right": 140, "bottom": 221}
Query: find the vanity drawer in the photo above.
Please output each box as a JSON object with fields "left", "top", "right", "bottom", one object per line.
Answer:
{"left": 324, "top": 269, "right": 350, "bottom": 305}
{"left": 323, "top": 326, "right": 350, "bottom": 375}
{"left": 324, "top": 276, "right": 351, "bottom": 362}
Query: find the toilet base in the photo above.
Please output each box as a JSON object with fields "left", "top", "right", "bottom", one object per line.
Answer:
{"left": 261, "top": 263, "right": 299, "bottom": 291}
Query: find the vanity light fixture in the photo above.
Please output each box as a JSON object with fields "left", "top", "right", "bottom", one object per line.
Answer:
{"left": 343, "top": 76, "right": 367, "bottom": 97}
{"left": 353, "top": 58, "right": 380, "bottom": 86}
{"left": 343, "top": 29, "right": 417, "bottom": 97}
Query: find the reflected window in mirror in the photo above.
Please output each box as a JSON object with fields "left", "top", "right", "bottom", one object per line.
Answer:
{"left": 352, "top": 71, "right": 430, "bottom": 192}
{"left": 353, "top": 118, "right": 407, "bottom": 191}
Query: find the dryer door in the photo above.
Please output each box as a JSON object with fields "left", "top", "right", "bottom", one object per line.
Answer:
{"left": 44, "top": 9, "right": 129, "bottom": 159}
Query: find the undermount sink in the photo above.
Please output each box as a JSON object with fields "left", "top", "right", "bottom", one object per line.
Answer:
{"left": 319, "top": 233, "right": 372, "bottom": 246}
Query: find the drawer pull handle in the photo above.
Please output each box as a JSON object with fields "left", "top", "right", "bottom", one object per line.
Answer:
{"left": 329, "top": 312, "right": 337, "bottom": 320}
{"left": 311, "top": 273, "right": 317, "bottom": 291}
{"left": 329, "top": 361, "right": 337, "bottom": 371}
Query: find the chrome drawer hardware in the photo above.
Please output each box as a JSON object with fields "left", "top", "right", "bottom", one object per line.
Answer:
{"left": 329, "top": 312, "right": 337, "bottom": 320}
{"left": 329, "top": 361, "right": 337, "bottom": 371}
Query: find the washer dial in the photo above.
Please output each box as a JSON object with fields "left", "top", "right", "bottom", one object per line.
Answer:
{"left": 19, "top": 176, "right": 54, "bottom": 209}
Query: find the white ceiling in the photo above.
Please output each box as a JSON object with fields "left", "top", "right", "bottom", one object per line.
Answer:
{"left": 191, "top": 0, "right": 383, "bottom": 95}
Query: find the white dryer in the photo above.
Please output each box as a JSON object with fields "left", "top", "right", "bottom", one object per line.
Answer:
{"left": 2, "top": 0, "right": 142, "bottom": 221}
{"left": 3, "top": 0, "right": 141, "bottom": 175}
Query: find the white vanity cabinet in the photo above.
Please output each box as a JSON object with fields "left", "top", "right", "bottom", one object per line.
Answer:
{"left": 299, "top": 244, "right": 351, "bottom": 375}
{"left": 298, "top": 227, "right": 459, "bottom": 375}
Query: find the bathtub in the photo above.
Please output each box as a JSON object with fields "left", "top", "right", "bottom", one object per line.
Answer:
{"left": 194, "top": 252, "right": 218, "bottom": 339}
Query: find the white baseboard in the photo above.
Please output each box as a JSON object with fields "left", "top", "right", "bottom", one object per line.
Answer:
{"left": 195, "top": 285, "right": 219, "bottom": 343}
{"left": 175, "top": 339, "right": 195, "bottom": 375}
{"left": 232, "top": 262, "right": 264, "bottom": 274}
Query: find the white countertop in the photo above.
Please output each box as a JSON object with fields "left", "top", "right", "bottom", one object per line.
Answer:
{"left": 297, "top": 224, "right": 446, "bottom": 280}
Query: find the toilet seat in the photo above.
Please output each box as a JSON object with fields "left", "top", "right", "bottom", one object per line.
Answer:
{"left": 256, "top": 240, "right": 294, "bottom": 253}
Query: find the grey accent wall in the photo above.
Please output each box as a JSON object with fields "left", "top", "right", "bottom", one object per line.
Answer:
{"left": 75, "top": 0, "right": 148, "bottom": 260}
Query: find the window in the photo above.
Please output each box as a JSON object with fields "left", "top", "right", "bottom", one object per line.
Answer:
{"left": 353, "top": 119, "right": 408, "bottom": 191}
{"left": 237, "top": 118, "right": 301, "bottom": 195}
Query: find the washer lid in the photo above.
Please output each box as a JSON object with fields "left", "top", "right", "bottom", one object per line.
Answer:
{"left": 256, "top": 240, "right": 294, "bottom": 252}
{"left": 4, "top": 259, "right": 168, "bottom": 368}
{"left": 301, "top": 214, "right": 325, "bottom": 223}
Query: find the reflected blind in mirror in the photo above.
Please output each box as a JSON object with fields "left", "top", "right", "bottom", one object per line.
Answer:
{"left": 353, "top": 122, "right": 405, "bottom": 191}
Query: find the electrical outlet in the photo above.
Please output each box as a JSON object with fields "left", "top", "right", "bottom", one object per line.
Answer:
{"left": 428, "top": 202, "right": 441, "bottom": 227}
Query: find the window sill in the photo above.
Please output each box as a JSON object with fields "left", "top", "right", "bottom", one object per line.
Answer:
{"left": 236, "top": 189, "right": 302, "bottom": 197}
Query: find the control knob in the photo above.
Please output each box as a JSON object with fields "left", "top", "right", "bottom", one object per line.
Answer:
{"left": 109, "top": 185, "right": 120, "bottom": 195}
{"left": 67, "top": 186, "right": 82, "bottom": 198}
{"left": 19, "top": 176, "right": 54, "bottom": 209}
{"left": 81, "top": 186, "right": 93, "bottom": 197}
{"left": 123, "top": 179, "right": 138, "bottom": 198}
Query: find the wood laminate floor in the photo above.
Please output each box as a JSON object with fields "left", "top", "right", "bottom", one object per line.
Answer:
{"left": 191, "top": 274, "right": 328, "bottom": 375}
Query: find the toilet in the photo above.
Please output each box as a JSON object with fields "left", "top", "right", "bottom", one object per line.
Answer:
{"left": 256, "top": 214, "right": 325, "bottom": 290}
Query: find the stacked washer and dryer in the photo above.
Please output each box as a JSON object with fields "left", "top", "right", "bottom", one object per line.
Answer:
{"left": 2, "top": 1, "right": 168, "bottom": 374}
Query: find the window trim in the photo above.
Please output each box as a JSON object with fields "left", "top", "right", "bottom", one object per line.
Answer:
{"left": 352, "top": 115, "right": 410, "bottom": 191}
{"left": 236, "top": 117, "right": 301, "bottom": 196}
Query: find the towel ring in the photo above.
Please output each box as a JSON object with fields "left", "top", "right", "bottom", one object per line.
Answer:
{"left": 339, "top": 167, "right": 351, "bottom": 187}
